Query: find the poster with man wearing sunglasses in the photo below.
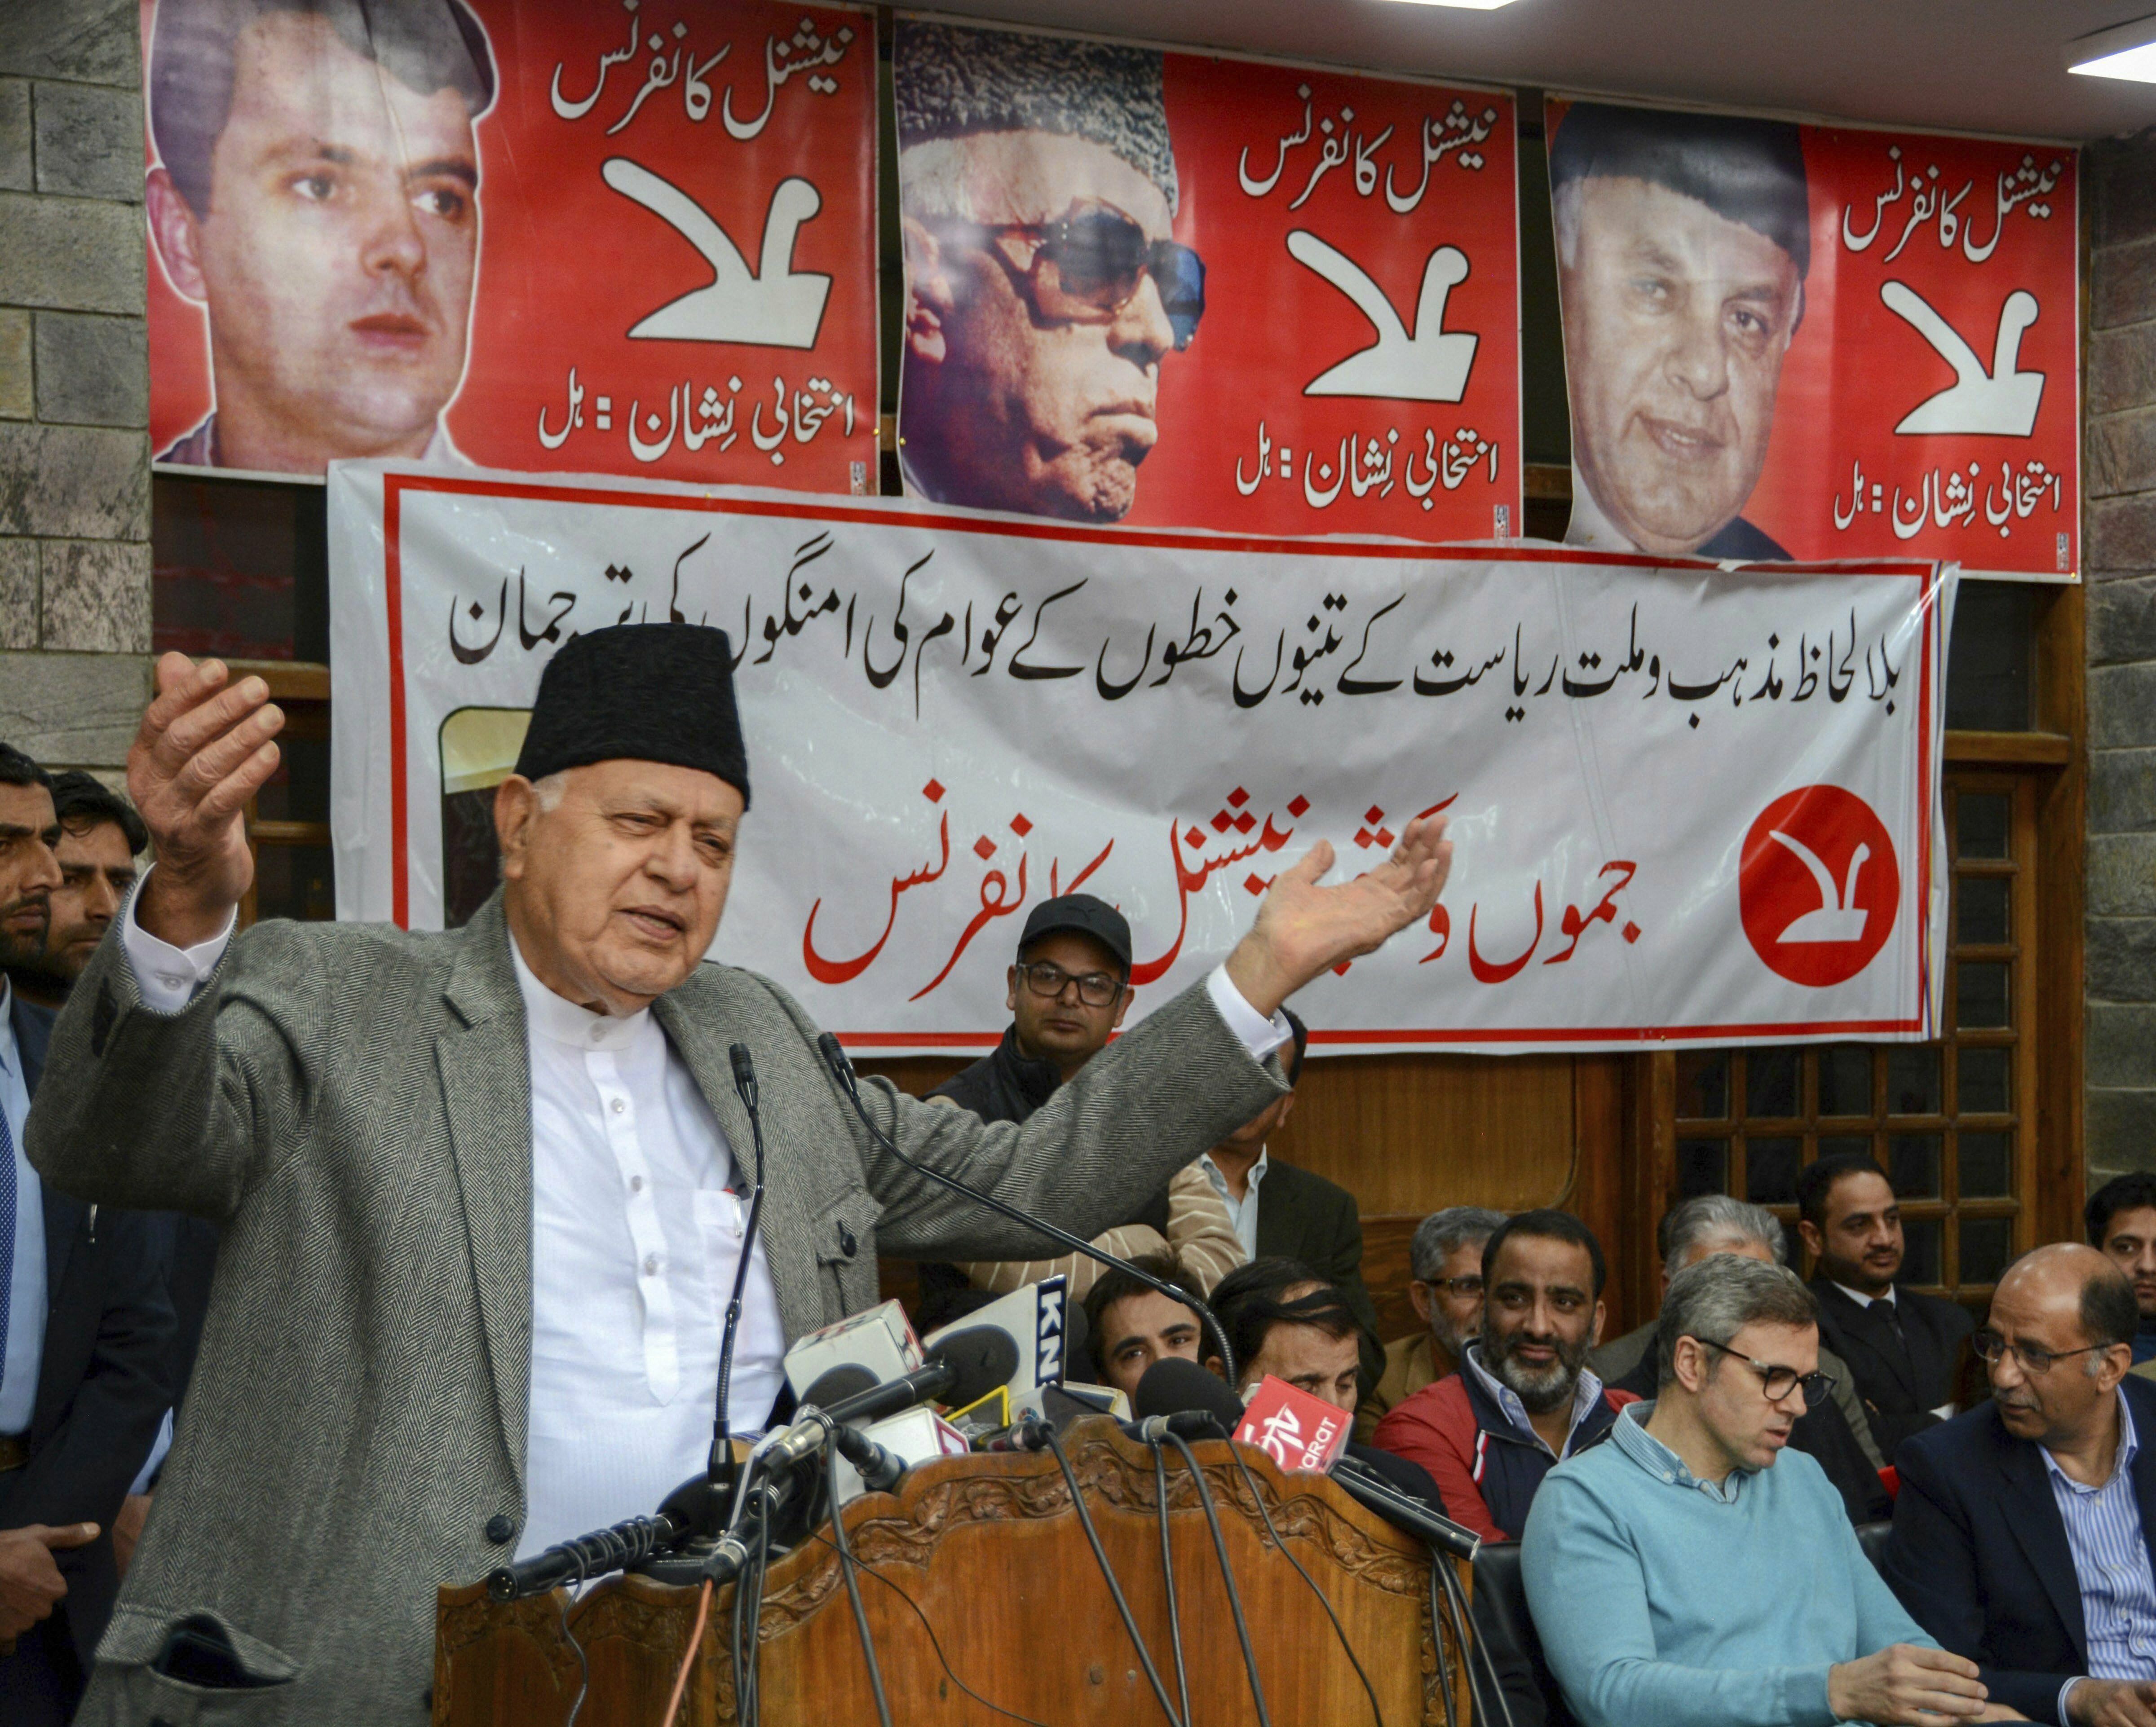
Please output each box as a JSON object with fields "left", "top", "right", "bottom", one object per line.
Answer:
{"left": 893, "top": 18, "right": 1522, "bottom": 540}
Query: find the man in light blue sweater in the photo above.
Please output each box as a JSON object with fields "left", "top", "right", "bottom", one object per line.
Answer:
{"left": 1523, "top": 1256, "right": 1997, "bottom": 1727}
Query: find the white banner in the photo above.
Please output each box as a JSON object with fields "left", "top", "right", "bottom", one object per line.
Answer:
{"left": 327, "top": 461, "right": 1952, "bottom": 1055}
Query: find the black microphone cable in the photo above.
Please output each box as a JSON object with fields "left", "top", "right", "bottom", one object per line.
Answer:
{"left": 1423, "top": 1558, "right": 1458, "bottom": 1727}
{"left": 1041, "top": 1424, "right": 1187, "bottom": 1727}
{"left": 802, "top": 1525, "right": 1051, "bottom": 1727}
{"left": 1219, "top": 1443, "right": 1387, "bottom": 1727}
{"left": 1162, "top": 1430, "right": 1272, "bottom": 1727}
{"left": 1435, "top": 1543, "right": 1516, "bottom": 1727}
{"left": 821, "top": 1418, "right": 895, "bottom": 1727}
{"left": 1152, "top": 1442, "right": 1192, "bottom": 1727}
{"left": 816, "top": 1033, "right": 1239, "bottom": 1383}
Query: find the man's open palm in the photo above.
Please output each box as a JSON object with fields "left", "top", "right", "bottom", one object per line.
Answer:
{"left": 129, "top": 652, "right": 284, "bottom": 947}
{"left": 1227, "top": 813, "right": 1453, "bottom": 1016}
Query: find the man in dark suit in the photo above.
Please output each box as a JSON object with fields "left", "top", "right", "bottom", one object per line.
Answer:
{"left": 1886, "top": 1244, "right": 2156, "bottom": 1727}
{"left": 1800, "top": 1152, "right": 1974, "bottom": 1455}
{"left": 0, "top": 744, "right": 176, "bottom": 1721}
{"left": 1197, "top": 1010, "right": 1384, "bottom": 1388}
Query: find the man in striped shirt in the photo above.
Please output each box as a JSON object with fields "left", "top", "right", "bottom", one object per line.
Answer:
{"left": 1887, "top": 1245, "right": 2156, "bottom": 1726}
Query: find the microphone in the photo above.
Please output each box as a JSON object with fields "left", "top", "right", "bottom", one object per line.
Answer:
{"left": 815, "top": 1032, "right": 1240, "bottom": 1382}
{"left": 487, "top": 1511, "right": 686, "bottom": 1601}
{"left": 1128, "top": 1359, "right": 1481, "bottom": 1560}
{"left": 1330, "top": 1454, "right": 1481, "bottom": 1561}
{"left": 709, "top": 1042, "right": 770, "bottom": 1490}
{"left": 760, "top": 1326, "right": 1020, "bottom": 1474}
{"left": 1132, "top": 1357, "right": 1247, "bottom": 1440}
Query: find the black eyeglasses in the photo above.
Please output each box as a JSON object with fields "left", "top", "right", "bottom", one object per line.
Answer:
{"left": 1016, "top": 960, "right": 1125, "bottom": 1009}
{"left": 952, "top": 201, "right": 1206, "bottom": 351}
{"left": 1972, "top": 1330, "right": 2110, "bottom": 1377}
{"left": 1695, "top": 1337, "right": 1836, "bottom": 1409}
{"left": 1418, "top": 1276, "right": 1485, "bottom": 1298}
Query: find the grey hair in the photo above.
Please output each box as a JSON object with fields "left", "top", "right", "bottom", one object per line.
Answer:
{"left": 1657, "top": 1255, "right": 1817, "bottom": 1389}
{"left": 531, "top": 771, "right": 568, "bottom": 814}
{"left": 1659, "top": 1194, "right": 1786, "bottom": 1271}
{"left": 1410, "top": 1207, "right": 1509, "bottom": 1283}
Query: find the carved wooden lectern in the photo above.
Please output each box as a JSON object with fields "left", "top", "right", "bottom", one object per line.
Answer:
{"left": 434, "top": 1417, "right": 1472, "bottom": 1725}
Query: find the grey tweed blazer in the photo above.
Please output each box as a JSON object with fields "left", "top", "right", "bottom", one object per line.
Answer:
{"left": 27, "top": 892, "right": 1283, "bottom": 1726}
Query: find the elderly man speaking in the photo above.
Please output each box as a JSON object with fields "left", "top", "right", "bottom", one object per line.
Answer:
{"left": 27, "top": 625, "right": 1452, "bottom": 1725}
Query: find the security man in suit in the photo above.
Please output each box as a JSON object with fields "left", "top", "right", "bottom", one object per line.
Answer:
{"left": 1196, "top": 1008, "right": 1384, "bottom": 1390}
{"left": 1800, "top": 1152, "right": 1975, "bottom": 1456}
{"left": 1886, "top": 1245, "right": 2156, "bottom": 1727}
{"left": 0, "top": 745, "right": 175, "bottom": 1723}
{"left": 27, "top": 628, "right": 1454, "bottom": 1725}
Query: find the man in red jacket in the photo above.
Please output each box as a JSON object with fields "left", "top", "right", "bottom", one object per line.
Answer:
{"left": 1371, "top": 1209, "right": 1637, "bottom": 1541}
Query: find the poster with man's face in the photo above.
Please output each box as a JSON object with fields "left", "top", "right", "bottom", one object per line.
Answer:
{"left": 1547, "top": 97, "right": 2078, "bottom": 576}
{"left": 143, "top": 0, "right": 878, "bottom": 490}
{"left": 892, "top": 16, "right": 1521, "bottom": 542}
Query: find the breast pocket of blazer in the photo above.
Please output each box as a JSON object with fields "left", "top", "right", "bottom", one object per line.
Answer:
{"left": 810, "top": 1187, "right": 883, "bottom": 1313}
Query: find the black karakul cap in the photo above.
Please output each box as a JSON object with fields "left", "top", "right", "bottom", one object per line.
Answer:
{"left": 514, "top": 623, "right": 750, "bottom": 806}
{"left": 1550, "top": 100, "right": 1812, "bottom": 280}
{"left": 1020, "top": 893, "right": 1131, "bottom": 968}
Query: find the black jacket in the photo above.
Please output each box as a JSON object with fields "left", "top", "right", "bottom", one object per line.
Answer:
{"left": 1253, "top": 1159, "right": 1385, "bottom": 1391}
{"left": 1809, "top": 1278, "right": 1975, "bottom": 1456}
{"left": 0, "top": 993, "right": 177, "bottom": 1668}
{"left": 1883, "top": 1376, "right": 2156, "bottom": 1725}
{"left": 1613, "top": 1320, "right": 1891, "bottom": 1524}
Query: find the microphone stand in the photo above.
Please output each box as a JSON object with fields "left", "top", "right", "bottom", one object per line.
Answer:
{"left": 710, "top": 1043, "right": 770, "bottom": 1504}
{"left": 815, "top": 1032, "right": 1239, "bottom": 1384}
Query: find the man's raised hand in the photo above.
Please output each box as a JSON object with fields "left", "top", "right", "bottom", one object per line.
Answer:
{"left": 129, "top": 653, "right": 283, "bottom": 947}
{"left": 1224, "top": 813, "right": 1453, "bottom": 1018}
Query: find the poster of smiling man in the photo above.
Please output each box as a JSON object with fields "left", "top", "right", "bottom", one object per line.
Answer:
{"left": 892, "top": 14, "right": 1522, "bottom": 542}
{"left": 142, "top": 0, "right": 879, "bottom": 489}
{"left": 1547, "top": 97, "right": 2078, "bottom": 575}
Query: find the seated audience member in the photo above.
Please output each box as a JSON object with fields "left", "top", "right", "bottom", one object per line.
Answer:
{"left": 1206, "top": 1257, "right": 1449, "bottom": 1510}
{"left": 1358, "top": 1205, "right": 1505, "bottom": 1442}
{"left": 1595, "top": 1194, "right": 1890, "bottom": 1523}
{"left": 1802, "top": 1153, "right": 1975, "bottom": 1454}
{"left": 1886, "top": 1244, "right": 2156, "bottom": 1727}
{"left": 923, "top": 894, "right": 1242, "bottom": 1299}
{"left": 0, "top": 745, "right": 175, "bottom": 1723}
{"left": 1524, "top": 1256, "right": 1988, "bottom": 1727}
{"left": 1372, "top": 1210, "right": 1637, "bottom": 1542}
{"left": 2088, "top": 1174, "right": 2156, "bottom": 1367}
{"left": 1084, "top": 1252, "right": 1206, "bottom": 1399}
{"left": 1197, "top": 1010, "right": 1384, "bottom": 1390}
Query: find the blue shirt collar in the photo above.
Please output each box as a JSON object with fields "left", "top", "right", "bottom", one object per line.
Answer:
{"left": 1608, "top": 1400, "right": 1749, "bottom": 1502}
{"left": 2040, "top": 1388, "right": 2140, "bottom": 1496}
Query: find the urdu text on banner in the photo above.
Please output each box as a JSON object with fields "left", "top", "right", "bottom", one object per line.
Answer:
{"left": 328, "top": 461, "right": 1952, "bottom": 1056}
{"left": 143, "top": 0, "right": 878, "bottom": 490}
{"left": 890, "top": 15, "right": 1523, "bottom": 543}
{"left": 1546, "top": 97, "right": 2078, "bottom": 578}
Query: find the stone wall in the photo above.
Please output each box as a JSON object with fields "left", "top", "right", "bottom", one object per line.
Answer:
{"left": 2085, "top": 125, "right": 2156, "bottom": 1183}
{"left": 0, "top": 0, "right": 151, "bottom": 771}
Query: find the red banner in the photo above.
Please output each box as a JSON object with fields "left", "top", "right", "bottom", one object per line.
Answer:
{"left": 892, "top": 17, "right": 1520, "bottom": 542}
{"left": 1547, "top": 97, "right": 2078, "bottom": 576}
{"left": 144, "top": 0, "right": 878, "bottom": 490}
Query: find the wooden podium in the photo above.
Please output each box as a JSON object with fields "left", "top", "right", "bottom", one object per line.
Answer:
{"left": 434, "top": 1417, "right": 1472, "bottom": 1725}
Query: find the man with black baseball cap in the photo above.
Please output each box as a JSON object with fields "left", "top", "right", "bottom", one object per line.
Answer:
{"left": 919, "top": 893, "right": 1243, "bottom": 1302}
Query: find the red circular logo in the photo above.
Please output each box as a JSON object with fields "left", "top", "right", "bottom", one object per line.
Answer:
{"left": 1739, "top": 786, "right": 1900, "bottom": 988}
